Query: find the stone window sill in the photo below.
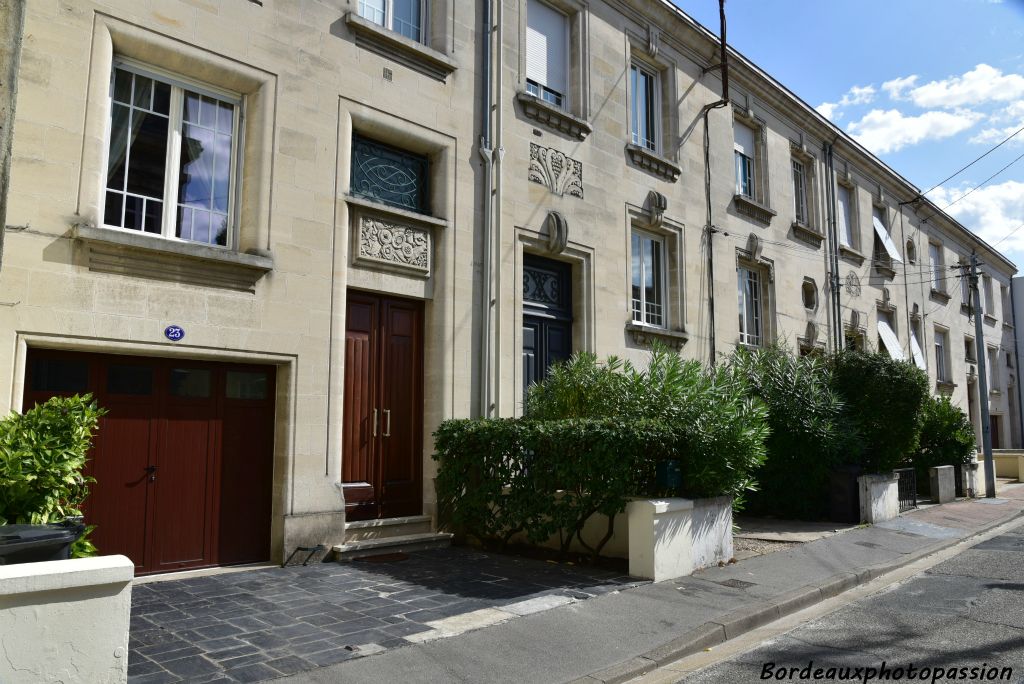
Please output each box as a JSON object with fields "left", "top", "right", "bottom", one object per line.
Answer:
{"left": 936, "top": 380, "right": 956, "bottom": 395}
{"left": 345, "top": 194, "right": 448, "bottom": 229}
{"left": 625, "top": 144, "right": 680, "bottom": 182}
{"left": 625, "top": 322, "right": 688, "bottom": 351}
{"left": 72, "top": 225, "right": 272, "bottom": 293}
{"left": 930, "top": 288, "right": 951, "bottom": 304}
{"left": 1004, "top": 321, "right": 1015, "bottom": 330}
{"left": 873, "top": 260, "right": 896, "bottom": 279}
{"left": 961, "top": 302, "right": 973, "bottom": 316}
{"left": 839, "top": 245, "right": 865, "bottom": 266}
{"left": 984, "top": 314, "right": 998, "bottom": 326}
{"left": 344, "top": 13, "right": 457, "bottom": 82}
{"left": 732, "top": 194, "right": 776, "bottom": 226}
{"left": 791, "top": 222, "right": 824, "bottom": 247}
{"left": 516, "top": 91, "right": 592, "bottom": 141}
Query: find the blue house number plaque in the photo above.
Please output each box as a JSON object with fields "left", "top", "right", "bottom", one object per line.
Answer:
{"left": 164, "top": 325, "right": 185, "bottom": 342}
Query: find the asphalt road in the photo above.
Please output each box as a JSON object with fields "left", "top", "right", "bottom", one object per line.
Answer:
{"left": 684, "top": 522, "right": 1024, "bottom": 684}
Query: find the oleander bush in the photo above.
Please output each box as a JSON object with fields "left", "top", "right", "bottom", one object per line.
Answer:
{"left": 0, "top": 395, "right": 106, "bottom": 557}
{"left": 829, "top": 350, "right": 930, "bottom": 474}
{"left": 434, "top": 346, "right": 769, "bottom": 558}
{"left": 731, "top": 346, "right": 855, "bottom": 520}
{"left": 912, "top": 395, "right": 976, "bottom": 493}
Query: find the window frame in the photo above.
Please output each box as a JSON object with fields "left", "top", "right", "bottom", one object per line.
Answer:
{"left": 737, "top": 263, "right": 766, "bottom": 348}
{"left": 934, "top": 327, "right": 950, "bottom": 382}
{"left": 836, "top": 181, "right": 857, "bottom": 250}
{"left": 100, "top": 59, "right": 243, "bottom": 250}
{"left": 358, "top": 0, "right": 429, "bottom": 44}
{"left": 928, "top": 241, "right": 945, "bottom": 292}
{"left": 791, "top": 157, "right": 809, "bottom": 226}
{"left": 525, "top": 0, "right": 571, "bottom": 110}
{"left": 629, "top": 60, "right": 660, "bottom": 153}
{"left": 630, "top": 228, "right": 668, "bottom": 329}
{"left": 983, "top": 274, "right": 995, "bottom": 315}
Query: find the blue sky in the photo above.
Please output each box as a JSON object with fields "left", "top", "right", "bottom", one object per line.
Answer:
{"left": 678, "top": 0, "right": 1024, "bottom": 268}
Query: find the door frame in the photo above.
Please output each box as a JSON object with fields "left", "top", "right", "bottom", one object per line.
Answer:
{"left": 21, "top": 348, "right": 278, "bottom": 575}
{"left": 341, "top": 289, "right": 425, "bottom": 521}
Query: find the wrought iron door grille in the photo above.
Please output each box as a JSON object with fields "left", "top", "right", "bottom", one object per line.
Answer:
{"left": 894, "top": 468, "right": 917, "bottom": 513}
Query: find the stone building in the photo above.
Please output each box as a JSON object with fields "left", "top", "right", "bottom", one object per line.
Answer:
{"left": 0, "top": 0, "right": 1016, "bottom": 574}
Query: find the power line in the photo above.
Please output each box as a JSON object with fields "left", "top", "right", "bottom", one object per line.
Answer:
{"left": 992, "top": 220, "right": 1024, "bottom": 248}
{"left": 921, "top": 124, "right": 1024, "bottom": 197}
{"left": 939, "top": 149, "right": 1024, "bottom": 212}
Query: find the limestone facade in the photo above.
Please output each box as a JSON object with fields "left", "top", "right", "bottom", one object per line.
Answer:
{"left": 0, "top": 0, "right": 1017, "bottom": 565}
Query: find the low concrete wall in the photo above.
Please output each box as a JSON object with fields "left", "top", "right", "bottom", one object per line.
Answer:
{"left": 857, "top": 473, "right": 899, "bottom": 524}
{"left": 992, "top": 451, "right": 1023, "bottom": 480}
{"left": 930, "top": 465, "right": 956, "bottom": 504}
{"left": 0, "top": 555, "right": 134, "bottom": 683}
{"left": 627, "top": 496, "right": 733, "bottom": 582}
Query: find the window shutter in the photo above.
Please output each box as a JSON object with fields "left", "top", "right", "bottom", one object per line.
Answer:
{"left": 733, "top": 120, "right": 756, "bottom": 156}
{"left": 910, "top": 327, "right": 927, "bottom": 370}
{"left": 872, "top": 212, "right": 903, "bottom": 263}
{"left": 526, "top": 0, "right": 568, "bottom": 94}
{"left": 877, "top": 317, "right": 904, "bottom": 361}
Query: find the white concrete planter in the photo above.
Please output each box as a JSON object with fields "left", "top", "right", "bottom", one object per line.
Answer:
{"left": 626, "top": 496, "right": 733, "bottom": 582}
{"left": 929, "top": 465, "right": 956, "bottom": 503}
{"left": 961, "top": 462, "right": 980, "bottom": 498}
{"left": 857, "top": 473, "right": 899, "bottom": 524}
{"left": 0, "top": 555, "right": 134, "bottom": 684}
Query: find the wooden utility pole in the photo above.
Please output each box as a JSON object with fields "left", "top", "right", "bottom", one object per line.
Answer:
{"left": 968, "top": 253, "right": 997, "bottom": 498}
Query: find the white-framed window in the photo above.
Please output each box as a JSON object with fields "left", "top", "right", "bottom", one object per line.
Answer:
{"left": 734, "top": 121, "right": 756, "bottom": 199}
{"left": 525, "top": 0, "right": 568, "bottom": 108}
{"left": 928, "top": 241, "right": 945, "bottom": 291}
{"left": 1001, "top": 284, "right": 1010, "bottom": 320}
{"left": 359, "top": 0, "right": 426, "bottom": 43}
{"left": 836, "top": 183, "right": 855, "bottom": 249}
{"left": 102, "top": 62, "right": 241, "bottom": 248}
{"left": 790, "top": 157, "right": 806, "bottom": 224}
{"left": 934, "top": 328, "right": 950, "bottom": 382}
{"left": 965, "top": 336, "right": 976, "bottom": 362}
{"left": 988, "top": 346, "right": 1000, "bottom": 391}
{"left": 630, "top": 62, "right": 658, "bottom": 152}
{"left": 631, "top": 230, "right": 666, "bottom": 327}
{"left": 738, "top": 264, "right": 764, "bottom": 347}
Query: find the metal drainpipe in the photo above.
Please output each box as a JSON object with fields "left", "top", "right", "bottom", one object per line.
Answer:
{"left": 478, "top": 0, "right": 494, "bottom": 418}
{"left": 702, "top": 0, "right": 729, "bottom": 367}
{"left": 823, "top": 141, "right": 843, "bottom": 351}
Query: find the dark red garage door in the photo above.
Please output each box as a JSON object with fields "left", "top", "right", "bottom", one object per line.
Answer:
{"left": 23, "top": 350, "right": 276, "bottom": 575}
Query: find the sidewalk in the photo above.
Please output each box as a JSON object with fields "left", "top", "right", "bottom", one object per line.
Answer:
{"left": 284, "top": 485, "right": 1024, "bottom": 684}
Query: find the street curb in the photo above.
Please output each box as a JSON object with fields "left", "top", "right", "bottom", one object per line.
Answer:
{"left": 570, "top": 506, "right": 1024, "bottom": 684}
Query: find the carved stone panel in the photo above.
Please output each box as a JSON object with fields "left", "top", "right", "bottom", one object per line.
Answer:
{"left": 529, "top": 143, "right": 584, "bottom": 199}
{"left": 355, "top": 215, "right": 431, "bottom": 277}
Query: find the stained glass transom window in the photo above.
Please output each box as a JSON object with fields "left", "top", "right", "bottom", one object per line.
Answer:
{"left": 350, "top": 135, "right": 429, "bottom": 214}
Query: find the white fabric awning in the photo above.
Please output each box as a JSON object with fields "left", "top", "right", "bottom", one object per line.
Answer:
{"left": 910, "top": 328, "right": 926, "bottom": 370}
{"left": 873, "top": 215, "right": 904, "bottom": 264}
{"left": 877, "top": 318, "right": 905, "bottom": 361}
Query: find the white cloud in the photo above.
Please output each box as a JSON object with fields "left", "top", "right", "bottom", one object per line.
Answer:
{"left": 907, "top": 64, "right": 1024, "bottom": 108}
{"left": 816, "top": 102, "right": 838, "bottom": 120}
{"left": 969, "top": 101, "right": 1024, "bottom": 145}
{"left": 816, "top": 84, "right": 875, "bottom": 122}
{"left": 847, "top": 108, "right": 984, "bottom": 154}
{"left": 881, "top": 75, "right": 918, "bottom": 100}
{"left": 928, "top": 180, "right": 1024, "bottom": 264}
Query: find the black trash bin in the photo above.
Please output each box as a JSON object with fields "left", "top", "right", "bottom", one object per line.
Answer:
{"left": 0, "top": 519, "right": 85, "bottom": 565}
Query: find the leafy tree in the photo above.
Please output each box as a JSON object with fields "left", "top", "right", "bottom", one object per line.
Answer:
{"left": 913, "top": 395, "right": 976, "bottom": 489}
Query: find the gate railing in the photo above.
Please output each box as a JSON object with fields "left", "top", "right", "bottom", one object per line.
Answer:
{"left": 894, "top": 468, "right": 917, "bottom": 513}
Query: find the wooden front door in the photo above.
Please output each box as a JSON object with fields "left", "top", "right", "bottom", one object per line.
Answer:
{"left": 342, "top": 292, "right": 424, "bottom": 521}
{"left": 522, "top": 255, "right": 573, "bottom": 402}
{"left": 22, "top": 351, "right": 276, "bottom": 575}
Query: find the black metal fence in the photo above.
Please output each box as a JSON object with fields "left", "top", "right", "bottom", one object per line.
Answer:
{"left": 894, "top": 468, "right": 918, "bottom": 513}
{"left": 954, "top": 464, "right": 965, "bottom": 498}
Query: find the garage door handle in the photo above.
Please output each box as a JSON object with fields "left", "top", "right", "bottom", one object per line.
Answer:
{"left": 145, "top": 465, "right": 157, "bottom": 482}
{"left": 384, "top": 409, "right": 391, "bottom": 437}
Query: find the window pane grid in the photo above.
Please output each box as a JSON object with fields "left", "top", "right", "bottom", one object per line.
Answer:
{"left": 358, "top": 0, "right": 386, "bottom": 25}
{"left": 631, "top": 231, "right": 666, "bottom": 328}
{"left": 738, "top": 267, "right": 763, "bottom": 347}
{"left": 791, "top": 159, "right": 807, "bottom": 224}
{"left": 104, "top": 65, "right": 237, "bottom": 248}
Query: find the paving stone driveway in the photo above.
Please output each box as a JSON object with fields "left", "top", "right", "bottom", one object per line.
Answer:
{"left": 129, "top": 548, "right": 640, "bottom": 683}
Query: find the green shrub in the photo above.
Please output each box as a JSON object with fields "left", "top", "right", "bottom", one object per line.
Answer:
{"left": 829, "top": 350, "right": 929, "bottom": 473}
{"left": 0, "top": 395, "right": 106, "bottom": 557}
{"left": 731, "top": 346, "right": 853, "bottom": 519}
{"left": 913, "top": 395, "right": 976, "bottom": 488}
{"left": 433, "top": 417, "right": 675, "bottom": 558}
{"left": 525, "top": 346, "right": 768, "bottom": 501}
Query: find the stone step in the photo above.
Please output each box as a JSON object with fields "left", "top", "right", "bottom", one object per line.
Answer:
{"left": 332, "top": 532, "right": 453, "bottom": 561}
{"left": 343, "top": 515, "right": 434, "bottom": 542}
